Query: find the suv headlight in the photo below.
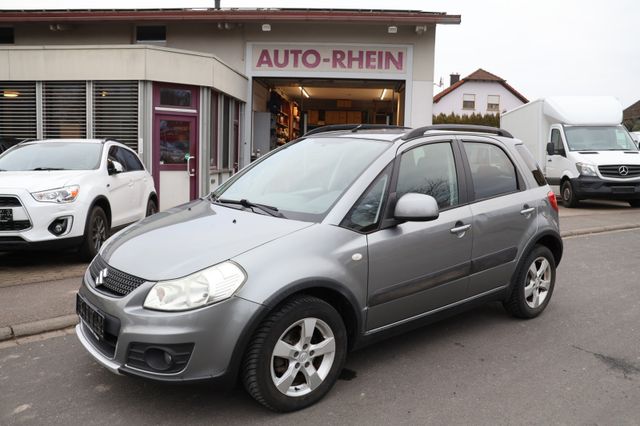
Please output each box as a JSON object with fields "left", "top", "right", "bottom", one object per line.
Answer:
{"left": 31, "top": 185, "right": 80, "bottom": 203}
{"left": 143, "top": 261, "right": 247, "bottom": 312}
{"left": 575, "top": 162, "right": 598, "bottom": 177}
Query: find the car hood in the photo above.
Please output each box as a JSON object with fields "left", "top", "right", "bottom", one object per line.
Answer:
{"left": 100, "top": 199, "right": 314, "bottom": 281}
{"left": 571, "top": 150, "right": 640, "bottom": 166}
{"left": 0, "top": 170, "right": 90, "bottom": 192}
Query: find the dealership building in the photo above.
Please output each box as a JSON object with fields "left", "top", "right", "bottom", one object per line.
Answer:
{"left": 0, "top": 7, "right": 460, "bottom": 210}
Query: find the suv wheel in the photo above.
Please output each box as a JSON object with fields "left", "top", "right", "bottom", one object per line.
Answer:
{"left": 561, "top": 180, "right": 579, "bottom": 208}
{"left": 503, "top": 245, "right": 556, "bottom": 319}
{"left": 79, "top": 206, "right": 109, "bottom": 261}
{"left": 242, "top": 295, "right": 347, "bottom": 412}
{"left": 146, "top": 198, "right": 158, "bottom": 217}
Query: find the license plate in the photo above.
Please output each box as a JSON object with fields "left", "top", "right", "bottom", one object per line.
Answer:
{"left": 76, "top": 294, "right": 105, "bottom": 340}
{"left": 0, "top": 208, "right": 12, "bottom": 223}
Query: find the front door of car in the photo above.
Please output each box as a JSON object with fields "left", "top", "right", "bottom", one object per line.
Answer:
{"left": 365, "top": 139, "right": 473, "bottom": 331}
{"left": 460, "top": 138, "right": 538, "bottom": 297}
{"left": 106, "top": 146, "right": 137, "bottom": 226}
{"left": 545, "top": 125, "right": 570, "bottom": 193}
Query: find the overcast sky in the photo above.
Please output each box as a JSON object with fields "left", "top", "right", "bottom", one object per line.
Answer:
{"left": 5, "top": 0, "right": 640, "bottom": 108}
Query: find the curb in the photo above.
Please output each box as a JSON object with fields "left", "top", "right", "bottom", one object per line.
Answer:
{"left": 560, "top": 223, "right": 640, "bottom": 238}
{"left": 0, "top": 314, "right": 78, "bottom": 342}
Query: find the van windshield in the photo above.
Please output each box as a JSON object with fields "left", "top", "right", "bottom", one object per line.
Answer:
{"left": 212, "top": 137, "right": 389, "bottom": 222}
{"left": 564, "top": 126, "right": 638, "bottom": 151}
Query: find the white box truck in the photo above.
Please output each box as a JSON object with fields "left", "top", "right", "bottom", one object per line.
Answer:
{"left": 501, "top": 96, "right": 640, "bottom": 207}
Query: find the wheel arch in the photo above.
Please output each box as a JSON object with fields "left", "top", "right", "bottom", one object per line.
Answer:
{"left": 148, "top": 192, "right": 158, "bottom": 206}
{"left": 88, "top": 196, "right": 112, "bottom": 228}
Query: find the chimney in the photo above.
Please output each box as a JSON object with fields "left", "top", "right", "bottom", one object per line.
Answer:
{"left": 215, "top": 0, "right": 221, "bottom": 9}
{"left": 450, "top": 73, "right": 460, "bottom": 87}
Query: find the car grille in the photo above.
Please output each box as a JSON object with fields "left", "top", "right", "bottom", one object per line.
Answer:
{"left": 598, "top": 165, "right": 640, "bottom": 178}
{"left": 89, "top": 255, "right": 147, "bottom": 297}
{"left": 0, "top": 220, "right": 31, "bottom": 231}
{"left": 0, "top": 196, "right": 22, "bottom": 207}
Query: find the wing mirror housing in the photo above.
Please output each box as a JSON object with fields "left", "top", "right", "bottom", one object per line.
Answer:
{"left": 394, "top": 193, "right": 439, "bottom": 222}
{"left": 546, "top": 142, "right": 555, "bottom": 156}
{"left": 108, "top": 160, "right": 124, "bottom": 175}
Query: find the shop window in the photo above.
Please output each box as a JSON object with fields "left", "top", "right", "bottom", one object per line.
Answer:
{"left": 0, "top": 27, "right": 14, "bottom": 44}
{"left": 93, "top": 81, "right": 139, "bottom": 151}
{"left": 136, "top": 25, "right": 166, "bottom": 44}
{"left": 43, "top": 81, "right": 87, "bottom": 139}
{"left": 487, "top": 95, "right": 500, "bottom": 112}
{"left": 0, "top": 81, "right": 36, "bottom": 144}
{"left": 462, "top": 94, "right": 475, "bottom": 110}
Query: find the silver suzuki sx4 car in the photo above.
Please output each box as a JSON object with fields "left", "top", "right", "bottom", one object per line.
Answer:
{"left": 76, "top": 124, "right": 562, "bottom": 412}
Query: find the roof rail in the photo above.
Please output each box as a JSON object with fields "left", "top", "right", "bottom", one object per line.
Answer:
{"left": 303, "top": 124, "right": 410, "bottom": 137}
{"left": 401, "top": 124, "right": 513, "bottom": 140}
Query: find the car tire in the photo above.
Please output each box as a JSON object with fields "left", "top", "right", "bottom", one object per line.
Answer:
{"left": 79, "top": 206, "right": 109, "bottom": 261}
{"left": 561, "top": 180, "right": 579, "bottom": 208}
{"left": 503, "top": 245, "right": 556, "bottom": 319}
{"left": 242, "top": 295, "right": 347, "bottom": 412}
{"left": 628, "top": 200, "right": 640, "bottom": 208}
{"left": 146, "top": 198, "right": 158, "bottom": 217}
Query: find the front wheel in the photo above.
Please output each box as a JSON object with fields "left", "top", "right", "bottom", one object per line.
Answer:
{"left": 78, "top": 206, "right": 109, "bottom": 261}
{"left": 503, "top": 245, "right": 556, "bottom": 319}
{"left": 561, "top": 180, "right": 579, "bottom": 208}
{"left": 242, "top": 295, "right": 347, "bottom": 412}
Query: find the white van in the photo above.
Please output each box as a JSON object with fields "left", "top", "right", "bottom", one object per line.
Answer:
{"left": 501, "top": 96, "right": 640, "bottom": 207}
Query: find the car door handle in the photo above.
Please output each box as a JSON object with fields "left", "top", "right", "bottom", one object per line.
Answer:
{"left": 520, "top": 206, "right": 535, "bottom": 216}
{"left": 450, "top": 223, "right": 471, "bottom": 237}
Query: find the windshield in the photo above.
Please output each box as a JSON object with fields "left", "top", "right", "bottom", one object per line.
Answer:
{"left": 213, "top": 137, "right": 390, "bottom": 222}
{"left": 564, "top": 126, "right": 638, "bottom": 151}
{"left": 0, "top": 142, "right": 104, "bottom": 171}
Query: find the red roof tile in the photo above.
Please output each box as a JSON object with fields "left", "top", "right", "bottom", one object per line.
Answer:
{"left": 434, "top": 68, "right": 528, "bottom": 104}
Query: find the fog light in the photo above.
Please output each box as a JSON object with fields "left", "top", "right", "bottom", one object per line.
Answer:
{"left": 48, "top": 216, "right": 73, "bottom": 236}
{"left": 144, "top": 347, "right": 174, "bottom": 371}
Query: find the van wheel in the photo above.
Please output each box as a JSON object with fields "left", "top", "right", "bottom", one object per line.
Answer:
{"left": 242, "top": 295, "right": 347, "bottom": 412}
{"left": 561, "top": 180, "right": 579, "bottom": 207}
{"left": 503, "top": 245, "right": 556, "bottom": 319}
{"left": 78, "top": 206, "right": 109, "bottom": 261}
{"left": 146, "top": 198, "right": 158, "bottom": 217}
{"left": 628, "top": 200, "right": 640, "bottom": 208}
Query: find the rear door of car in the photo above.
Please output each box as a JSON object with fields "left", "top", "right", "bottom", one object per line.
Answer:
{"left": 363, "top": 137, "right": 474, "bottom": 331}
{"left": 459, "top": 136, "right": 539, "bottom": 297}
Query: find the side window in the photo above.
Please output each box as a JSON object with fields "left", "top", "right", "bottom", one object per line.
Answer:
{"left": 120, "top": 148, "right": 144, "bottom": 171}
{"left": 341, "top": 165, "right": 391, "bottom": 233}
{"left": 396, "top": 142, "right": 459, "bottom": 209}
{"left": 464, "top": 142, "right": 518, "bottom": 199}
{"left": 107, "top": 146, "right": 129, "bottom": 172}
{"left": 550, "top": 129, "right": 564, "bottom": 153}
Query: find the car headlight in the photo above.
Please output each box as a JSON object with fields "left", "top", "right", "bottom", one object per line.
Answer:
{"left": 31, "top": 185, "right": 80, "bottom": 203}
{"left": 575, "top": 162, "right": 598, "bottom": 177}
{"left": 143, "top": 261, "right": 247, "bottom": 312}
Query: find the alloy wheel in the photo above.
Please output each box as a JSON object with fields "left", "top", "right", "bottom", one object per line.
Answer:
{"left": 270, "top": 317, "right": 336, "bottom": 397}
{"left": 92, "top": 216, "right": 107, "bottom": 251}
{"left": 524, "top": 256, "right": 551, "bottom": 309}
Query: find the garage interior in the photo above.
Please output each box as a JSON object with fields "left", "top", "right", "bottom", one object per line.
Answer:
{"left": 252, "top": 78, "right": 405, "bottom": 154}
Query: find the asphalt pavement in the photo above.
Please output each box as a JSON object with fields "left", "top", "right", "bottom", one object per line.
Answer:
{"left": 1, "top": 229, "right": 640, "bottom": 424}
{"left": 1, "top": 200, "right": 640, "bottom": 342}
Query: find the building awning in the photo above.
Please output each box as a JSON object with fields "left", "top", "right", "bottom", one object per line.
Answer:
{"left": 0, "top": 8, "right": 461, "bottom": 25}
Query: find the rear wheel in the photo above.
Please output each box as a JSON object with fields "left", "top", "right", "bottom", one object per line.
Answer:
{"left": 503, "top": 245, "right": 556, "bottom": 319}
{"left": 242, "top": 295, "right": 347, "bottom": 412}
{"left": 561, "top": 180, "right": 579, "bottom": 208}
{"left": 146, "top": 198, "right": 158, "bottom": 217}
{"left": 78, "top": 206, "right": 109, "bottom": 261}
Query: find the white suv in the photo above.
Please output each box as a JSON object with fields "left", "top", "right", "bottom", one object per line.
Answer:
{"left": 0, "top": 139, "right": 157, "bottom": 259}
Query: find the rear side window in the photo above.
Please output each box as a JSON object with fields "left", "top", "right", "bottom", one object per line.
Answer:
{"left": 515, "top": 145, "right": 546, "bottom": 186}
{"left": 464, "top": 142, "right": 518, "bottom": 199}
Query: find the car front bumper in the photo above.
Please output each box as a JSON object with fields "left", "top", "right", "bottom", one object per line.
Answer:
{"left": 76, "top": 268, "right": 265, "bottom": 384}
{"left": 571, "top": 176, "right": 640, "bottom": 200}
{"left": 0, "top": 189, "right": 88, "bottom": 250}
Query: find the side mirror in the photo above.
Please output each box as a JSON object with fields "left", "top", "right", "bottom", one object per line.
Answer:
{"left": 394, "top": 193, "right": 439, "bottom": 222}
{"left": 546, "top": 142, "right": 555, "bottom": 156}
{"left": 108, "top": 160, "right": 124, "bottom": 175}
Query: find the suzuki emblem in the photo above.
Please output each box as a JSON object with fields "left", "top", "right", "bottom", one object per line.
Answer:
{"left": 95, "top": 268, "right": 108, "bottom": 286}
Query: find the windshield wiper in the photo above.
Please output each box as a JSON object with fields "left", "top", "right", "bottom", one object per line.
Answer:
{"left": 215, "top": 198, "right": 285, "bottom": 218}
{"left": 31, "top": 167, "right": 66, "bottom": 171}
